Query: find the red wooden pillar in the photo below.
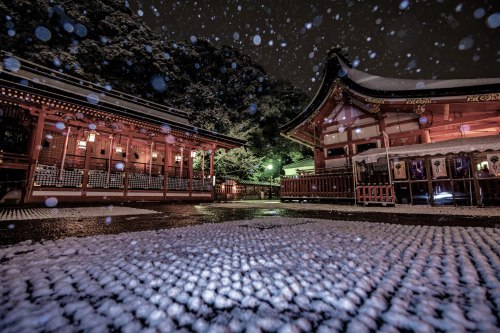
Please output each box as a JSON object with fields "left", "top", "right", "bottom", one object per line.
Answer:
{"left": 106, "top": 134, "right": 114, "bottom": 187}
{"left": 163, "top": 143, "right": 170, "bottom": 199}
{"left": 201, "top": 148, "right": 205, "bottom": 188}
{"left": 58, "top": 126, "right": 71, "bottom": 181}
{"left": 24, "top": 108, "right": 46, "bottom": 203}
{"left": 124, "top": 132, "right": 133, "bottom": 198}
{"left": 81, "top": 138, "right": 93, "bottom": 196}
{"left": 179, "top": 147, "right": 184, "bottom": 189}
{"left": 209, "top": 147, "right": 215, "bottom": 200}
{"left": 188, "top": 149, "right": 194, "bottom": 197}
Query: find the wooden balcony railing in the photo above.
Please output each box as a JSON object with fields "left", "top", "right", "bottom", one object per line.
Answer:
{"left": 356, "top": 185, "right": 395, "bottom": 204}
{"left": 0, "top": 151, "right": 30, "bottom": 169}
{"left": 281, "top": 171, "right": 354, "bottom": 199}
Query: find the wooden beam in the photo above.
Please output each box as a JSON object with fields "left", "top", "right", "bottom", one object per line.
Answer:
{"left": 430, "top": 123, "right": 500, "bottom": 136}
{"left": 429, "top": 113, "right": 500, "bottom": 130}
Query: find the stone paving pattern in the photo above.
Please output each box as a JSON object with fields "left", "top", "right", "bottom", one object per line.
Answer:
{"left": 1, "top": 218, "right": 499, "bottom": 332}
{"left": 0, "top": 206, "right": 159, "bottom": 221}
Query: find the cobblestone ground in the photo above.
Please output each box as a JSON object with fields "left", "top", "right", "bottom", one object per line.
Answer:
{"left": 0, "top": 206, "right": 159, "bottom": 221}
{"left": 1, "top": 218, "right": 499, "bottom": 332}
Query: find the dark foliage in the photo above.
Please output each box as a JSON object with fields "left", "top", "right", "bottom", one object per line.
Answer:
{"left": 0, "top": 0, "right": 311, "bottom": 179}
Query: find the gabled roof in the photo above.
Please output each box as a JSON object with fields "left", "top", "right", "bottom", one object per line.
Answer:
{"left": 0, "top": 52, "right": 246, "bottom": 149}
{"left": 281, "top": 46, "right": 500, "bottom": 139}
{"left": 339, "top": 58, "right": 500, "bottom": 93}
{"left": 336, "top": 55, "right": 500, "bottom": 98}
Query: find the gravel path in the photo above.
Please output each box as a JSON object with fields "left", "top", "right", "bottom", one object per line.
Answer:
{"left": 1, "top": 217, "right": 499, "bottom": 332}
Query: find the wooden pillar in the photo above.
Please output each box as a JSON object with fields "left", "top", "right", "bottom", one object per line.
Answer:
{"left": 179, "top": 147, "right": 184, "bottom": 190}
{"left": 148, "top": 141, "right": 154, "bottom": 188}
{"left": 202, "top": 148, "right": 205, "bottom": 187}
{"left": 469, "top": 153, "right": 482, "bottom": 207}
{"left": 209, "top": 148, "right": 215, "bottom": 200}
{"left": 425, "top": 157, "right": 435, "bottom": 206}
{"left": 209, "top": 148, "right": 215, "bottom": 179}
{"left": 406, "top": 160, "right": 413, "bottom": 205}
{"left": 379, "top": 116, "right": 387, "bottom": 147}
{"left": 445, "top": 155, "right": 456, "bottom": 206}
{"left": 81, "top": 139, "right": 93, "bottom": 196}
{"left": 163, "top": 143, "right": 170, "bottom": 199}
{"left": 124, "top": 133, "right": 133, "bottom": 198}
{"left": 106, "top": 134, "right": 114, "bottom": 187}
{"left": 58, "top": 126, "right": 72, "bottom": 181}
{"left": 421, "top": 130, "right": 431, "bottom": 144}
{"left": 24, "top": 109, "right": 46, "bottom": 203}
{"left": 347, "top": 127, "right": 353, "bottom": 155}
{"left": 188, "top": 149, "right": 194, "bottom": 196}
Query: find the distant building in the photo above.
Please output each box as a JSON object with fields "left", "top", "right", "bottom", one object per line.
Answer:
{"left": 282, "top": 159, "right": 314, "bottom": 176}
{"left": 216, "top": 176, "right": 280, "bottom": 200}
{"left": 280, "top": 47, "right": 500, "bottom": 206}
{"left": 0, "top": 52, "right": 244, "bottom": 204}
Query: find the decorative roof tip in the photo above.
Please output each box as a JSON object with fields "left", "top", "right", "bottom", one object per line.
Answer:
{"left": 326, "top": 45, "right": 350, "bottom": 66}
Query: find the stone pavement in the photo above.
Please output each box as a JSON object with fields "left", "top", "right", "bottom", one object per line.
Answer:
{"left": 0, "top": 206, "right": 160, "bottom": 221}
{"left": 1, "top": 217, "right": 499, "bottom": 332}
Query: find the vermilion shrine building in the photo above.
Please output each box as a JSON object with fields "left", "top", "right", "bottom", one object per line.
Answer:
{"left": 281, "top": 48, "right": 500, "bottom": 206}
{"left": 0, "top": 53, "right": 244, "bottom": 204}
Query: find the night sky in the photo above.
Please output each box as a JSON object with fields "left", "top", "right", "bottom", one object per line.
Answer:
{"left": 132, "top": 0, "right": 500, "bottom": 95}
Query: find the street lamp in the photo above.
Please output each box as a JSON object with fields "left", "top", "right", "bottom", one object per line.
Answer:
{"left": 267, "top": 164, "right": 273, "bottom": 199}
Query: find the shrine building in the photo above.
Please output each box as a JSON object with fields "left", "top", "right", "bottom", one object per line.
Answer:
{"left": 280, "top": 47, "right": 500, "bottom": 206}
{"left": 0, "top": 52, "right": 245, "bottom": 205}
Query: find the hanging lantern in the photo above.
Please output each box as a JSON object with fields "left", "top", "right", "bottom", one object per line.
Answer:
{"left": 152, "top": 151, "right": 158, "bottom": 159}
{"left": 115, "top": 146, "right": 123, "bottom": 154}
{"left": 175, "top": 154, "right": 182, "bottom": 162}
{"left": 77, "top": 140, "right": 87, "bottom": 149}
{"left": 190, "top": 151, "right": 197, "bottom": 158}
{"left": 88, "top": 132, "right": 96, "bottom": 142}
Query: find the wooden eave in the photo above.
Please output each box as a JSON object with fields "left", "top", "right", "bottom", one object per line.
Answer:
{"left": 281, "top": 48, "right": 500, "bottom": 149}
{"left": 0, "top": 79, "right": 245, "bottom": 151}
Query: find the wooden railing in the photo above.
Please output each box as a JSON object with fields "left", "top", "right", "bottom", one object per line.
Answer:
{"left": 281, "top": 172, "right": 354, "bottom": 199}
{"left": 0, "top": 151, "right": 30, "bottom": 168}
{"left": 356, "top": 185, "right": 395, "bottom": 204}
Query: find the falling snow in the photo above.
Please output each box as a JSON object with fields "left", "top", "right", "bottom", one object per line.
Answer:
{"left": 99, "top": 1, "right": 500, "bottom": 95}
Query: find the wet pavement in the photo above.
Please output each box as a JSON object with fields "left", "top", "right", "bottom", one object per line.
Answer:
{"left": 1, "top": 202, "right": 499, "bottom": 246}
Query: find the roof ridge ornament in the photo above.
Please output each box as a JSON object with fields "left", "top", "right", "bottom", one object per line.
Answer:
{"left": 327, "top": 45, "right": 350, "bottom": 65}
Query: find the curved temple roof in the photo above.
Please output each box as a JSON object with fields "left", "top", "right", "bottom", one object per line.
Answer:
{"left": 338, "top": 57, "right": 500, "bottom": 92}
{"left": 281, "top": 47, "right": 500, "bottom": 136}
{"left": 0, "top": 52, "right": 246, "bottom": 149}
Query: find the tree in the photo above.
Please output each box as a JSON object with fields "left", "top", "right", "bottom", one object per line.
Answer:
{"left": 0, "top": 0, "right": 311, "bottom": 179}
